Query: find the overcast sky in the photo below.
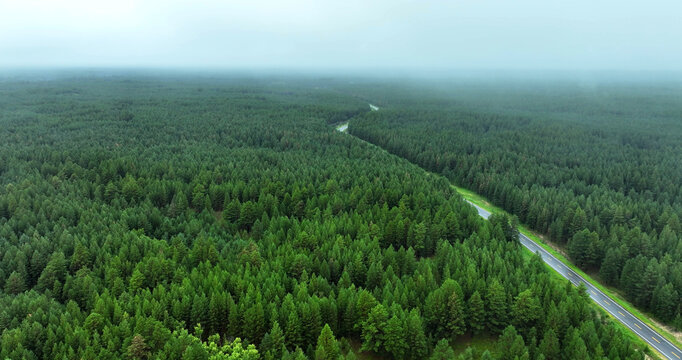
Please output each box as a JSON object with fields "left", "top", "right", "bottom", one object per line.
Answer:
{"left": 1, "top": 0, "right": 680, "bottom": 71}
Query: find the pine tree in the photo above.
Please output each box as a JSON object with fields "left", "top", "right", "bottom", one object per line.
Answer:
{"left": 636, "top": 259, "right": 659, "bottom": 308}
{"left": 244, "top": 301, "right": 265, "bottom": 345}
{"left": 365, "top": 261, "right": 383, "bottom": 290}
{"left": 568, "top": 229, "right": 590, "bottom": 267}
{"left": 467, "top": 290, "right": 486, "bottom": 335}
{"left": 263, "top": 321, "right": 285, "bottom": 360}
{"left": 315, "top": 324, "right": 341, "bottom": 360}
{"left": 598, "top": 248, "right": 622, "bottom": 286}
{"left": 511, "top": 289, "right": 541, "bottom": 330}
{"left": 104, "top": 182, "right": 118, "bottom": 203}
{"left": 486, "top": 279, "right": 508, "bottom": 334}
{"left": 285, "top": 347, "right": 308, "bottom": 360}
{"left": 191, "top": 294, "right": 209, "bottom": 338}
{"left": 239, "top": 201, "right": 258, "bottom": 230}
{"left": 354, "top": 290, "right": 378, "bottom": 324}
{"left": 445, "top": 282, "right": 465, "bottom": 337}
{"left": 300, "top": 301, "right": 323, "bottom": 349}
{"left": 227, "top": 295, "right": 242, "bottom": 337}
{"left": 122, "top": 176, "right": 141, "bottom": 202}
{"left": 405, "top": 310, "right": 428, "bottom": 360}
{"left": 425, "top": 279, "right": 465, "bottom": 338}
{"left": 127, "top": 334, "right": 149, "bottom": 360}
{"left": 569, "top": 207, "right": 587, "bottom": 238}
{"left": 224, "top": 199, "right": 241, "bottom": 223}
{"left": 170, "top": 191, "right": 189, "bottom": 216}
{"left": 36, "top": 251, "right": 67, "bottom": 292}
{"left": 360, "top": 304, "right": 388, "bottom": 353}
{"left": 442, "top": 212, "right": 461, "bottom": 242}
{"left": 652, "top": 283, "right": 677, "bottom": 320}
{"left": 4, "top": 271, "right": 26, "bottom": 295}
{"left": 538, "top": 328, "right": 560, "bottom": 359}
{"left": 429, "top": 339, "right": 455, "bottom": 360}
{"left": 285, "top": 311, "right": 304, "bottom": 350}
{"left": 207, "top": 295, "right": 220, "bottom": 336}
{"left": 620, "top": 256, "right": 646, "bottom": 300}
{"left": 129, "top": 269, "right": 145, "bottom": 293}
{"left": 407, "top": 222, "right": 427, "bottom": 255}
{"left": 563, "top": 329, "right": 589, "bottom": 360}
{"left": 70, "top": 243, "right": 91, "bottom": 272}
{"left": 191, "top": 183, "right": 206, "bottom": 209}
{"left": 498, "top": 326, "right": 526, "bottom": 360}
{"left": 383, "top": 314, "right": 408, "bottom": 360}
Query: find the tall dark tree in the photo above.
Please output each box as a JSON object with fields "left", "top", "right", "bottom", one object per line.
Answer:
{"left": 467, "top": 290, "right": 486, "bottom": 335}
{"left": 486, "top": 279, "right": 508, "bottom": 334}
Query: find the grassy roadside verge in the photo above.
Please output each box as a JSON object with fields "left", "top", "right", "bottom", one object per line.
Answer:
{"left": 452, "top": 184, "right": 682, "bottom": 355}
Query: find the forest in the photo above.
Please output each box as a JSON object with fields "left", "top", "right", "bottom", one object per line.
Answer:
{"left": 348, "top": 79, "right": 682, "bottom": 331}
{"left": 0, "top": 75, "right": 652, "bottom": 359}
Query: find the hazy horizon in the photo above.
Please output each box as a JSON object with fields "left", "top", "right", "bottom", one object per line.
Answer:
{"left": 2, "top": 0, "right": 681, "bottom": 72}
{"left": 3, "top": 67, "right": 682, "bottom": 86}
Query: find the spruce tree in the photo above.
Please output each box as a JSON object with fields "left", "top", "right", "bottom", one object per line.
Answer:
{"left": 486, "top": 279, "right": 508, "bottom": 334}
{"left": 315, "top": 324, "right": 341, "bottom": 360}
{"left": 383, "top": 314, "right": 407, "bottom": 359}
{"left": 467, "top": 290, "right": 486, "bottom": 335}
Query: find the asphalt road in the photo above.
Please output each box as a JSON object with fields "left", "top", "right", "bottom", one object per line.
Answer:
{"left": 467, "top": 200, "right": 682, "bottom": 360}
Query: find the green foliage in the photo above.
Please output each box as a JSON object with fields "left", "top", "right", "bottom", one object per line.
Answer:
{"left": 127, "top": 334, "right": 149, "bottom": 359}
{"left": 511, "top": 289, "right": 541, "bottom": 330}
{"left": 0, "top": 76, "right": 649, "bottom": 360}
{"left": 285, "top": 309, "right": 304, "bottom": 351}
{"left": 425, "top": 279, "right": 465, "bottom": 338}
{"left": 497, "top": 326, "right": 527, "bottom": 360}
{"left": 315, "top": 324, "right": 340, "bottom": 360}
{"left": 4, "top": 271, "right": 25, "bottom": 295}
{"left": 360, "top": 304, "right": 388, "bottom": 353}
{"left": 485, "top": 279, "right": 508, "bottom": 334}
{"left": 383, "top": 314, "right": 408, "bottom": 359}
{"left": 429, "top": 339, "right": 455, "bottom": 360}
{"left": 204, "top": 336, "right": 260, "bottom": 360}
{"left": 262, "top": 321, "right": 285, "bottom": 360}
{"left": 538, "top": 328, "right": 560, "bottom": 360}
{"left": 405, "top": 309, "right": 428, "bottom": 360}
{"left": 467, "top": 291, "right": 486, "bottom": 335}
{"left": 350, "top": 80, "right": 682, "bottom": 328}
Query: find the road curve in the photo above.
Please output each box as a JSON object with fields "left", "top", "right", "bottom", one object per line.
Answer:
{"left": 468, "top": 201, "right": 682, "bottom": 360}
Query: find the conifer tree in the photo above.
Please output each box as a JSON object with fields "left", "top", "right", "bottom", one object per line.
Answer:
{"left": 486, "top": 279, "right": 508, "bottom": 334}
{"left": 467, "top": 290, "right": 486, "bottom": 335}
{"left": 315, "top": 324, "right": 341, "bottom": 360}
{"left": 383, "top": 314, "right": 407, "bottom": 360}
{"left": 403, "top": 310, "right": 428, "bottom": 359}
{"left": 285, "top": 311, "right": 304, "bottom": 351}
{"left": 360, "top": 304, "right": 388, "bottom": 353}
{"left": 429, "top": 339, "right": 455, "bottom": 360}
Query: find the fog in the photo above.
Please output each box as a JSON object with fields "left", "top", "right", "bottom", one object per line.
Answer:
{"left": 1, "top": 0, "right": 681, "bottom": 71}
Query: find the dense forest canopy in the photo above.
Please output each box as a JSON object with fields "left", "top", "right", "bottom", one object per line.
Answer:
{"left": 348, "top": 79, "right": 682, "bottom": 330}
{"left": 0, "top": 75, "right": 650, "bottom": 359}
